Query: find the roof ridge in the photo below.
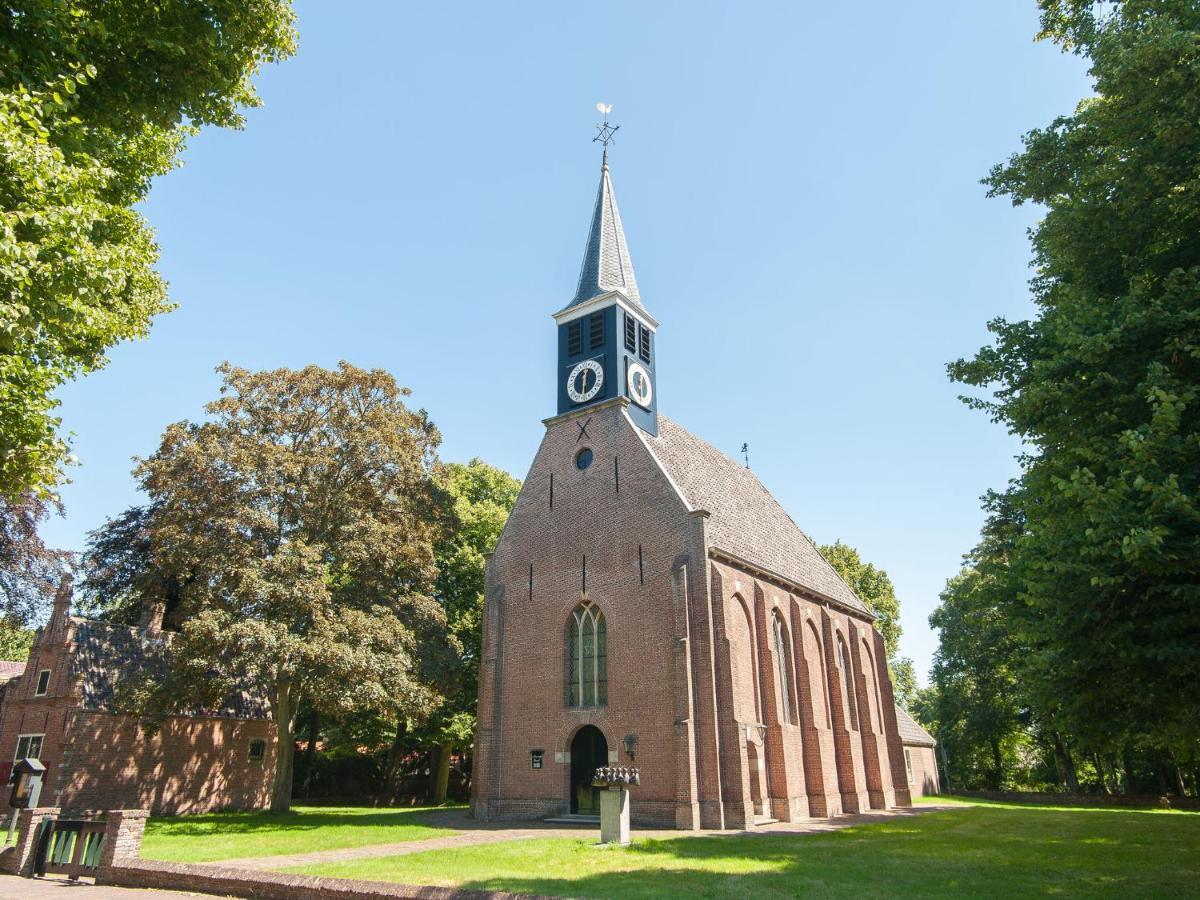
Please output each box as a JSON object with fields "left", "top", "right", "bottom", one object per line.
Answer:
{"left": 650, "top": 415, "right": 872, "bottom": 617}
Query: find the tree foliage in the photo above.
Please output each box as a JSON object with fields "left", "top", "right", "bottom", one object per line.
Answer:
{"left": 819, "top": 540, "right": 916, "bottom": 708}
{"left": 0, "top": 491, "right": 68, "bottom": 656}
{"left": 938, "top": 0, "right": 1200, "bottom": 792}
{"left": 106, "top": 362, "right": 455, "bottom": 811}
{"left": 0, "top": 1, "right": 296, "bottom": 498}
{"left": 420, "top": 459, "right": 520, "bottom": 800}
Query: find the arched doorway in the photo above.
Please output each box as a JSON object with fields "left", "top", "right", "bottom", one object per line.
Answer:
{"left": 747, "top": 740, "right": 766, "bottom": 819}
{"left": 569, "top": 725, "right": 608, "bottom": 814}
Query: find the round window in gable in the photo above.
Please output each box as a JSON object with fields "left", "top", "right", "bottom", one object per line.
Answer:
{"left": 575, "top": 448, "right": 594, "bottom": 470}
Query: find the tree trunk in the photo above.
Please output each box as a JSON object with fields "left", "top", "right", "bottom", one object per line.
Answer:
{"left": 1054, "top": 733, "right": 1079, "bottom": 793}
{"left": 1093, "top": 754, "right": 1111, "bottom": 794}
{"left": 432, "top": 742, "right": 452, "bottom": 804}
{"left": 1122, "top": 749, "right": 1136, "bottom": 795}
{"left": 271, "top": 681, "right": 297, "bottom": 813}
{"left": 384, "top": 719, "right": 410, "bottom": 801}
{"left": 1167, "top": 748, "right": 1186, "bottom": 797}
{"left": 302, "top": 710, "right": 320, "bottom": 799}
{"left": 989, "top": 738, "right": 1003, "bottom": 790}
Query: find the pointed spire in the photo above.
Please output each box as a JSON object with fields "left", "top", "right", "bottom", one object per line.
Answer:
{"left": 570, "top": 158, "right": 644, "bottom": 311}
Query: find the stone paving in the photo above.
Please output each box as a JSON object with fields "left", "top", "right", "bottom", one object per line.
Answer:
{"left": 0, "top": 874, "right": 200, "bottom": 899}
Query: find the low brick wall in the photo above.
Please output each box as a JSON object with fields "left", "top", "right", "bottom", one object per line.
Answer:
{"left": 99, "top": 858, "right": 546, "bottom": 900}
{"left": 958, "top": 790, "right": 1200, "bottom": 810}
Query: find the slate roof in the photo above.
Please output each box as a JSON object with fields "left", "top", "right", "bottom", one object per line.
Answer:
{"left": 567, "top": 162, "right": 646, "bottom": 313}
{"left": 895, "top": 705, "right": 937, "bottom": 747}
{"left": 70, "top": 618, "right": 269, "bottom": 719}
{"left": 645, "top": 415, "right": 873, "bottom": 617}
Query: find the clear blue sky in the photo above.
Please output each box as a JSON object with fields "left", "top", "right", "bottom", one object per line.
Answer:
{"left": 41, "top": 1, "right": 1090, "bottom": 683}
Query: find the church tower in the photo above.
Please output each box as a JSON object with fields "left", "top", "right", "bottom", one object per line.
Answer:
{"left": 553, "top": 134, "right": 658, "bottom": 435}
{"left": 473, "top": 113, "right": 913, "bottom": 831}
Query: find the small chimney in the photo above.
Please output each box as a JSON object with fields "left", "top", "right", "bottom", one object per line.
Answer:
{"left": 51, "top": 575, "right": 73, "bottom": 624}
{"left": 139, "top": 601, "right": 166, "bottom": 635}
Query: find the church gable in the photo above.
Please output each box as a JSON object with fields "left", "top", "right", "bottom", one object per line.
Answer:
{"left": 645, "top": 416, "right": 872, "bottom": 618}
{"left": 488, "top": 399, "right": 694, "bottom": 582}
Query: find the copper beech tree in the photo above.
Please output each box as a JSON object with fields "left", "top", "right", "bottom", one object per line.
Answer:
{"left": 125, "top": 362, "right": 456, "bottom": 812}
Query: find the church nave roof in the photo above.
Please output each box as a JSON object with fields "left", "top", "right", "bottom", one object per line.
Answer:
{"left": 645, "top": 415, "right": 873, "bottom": 617}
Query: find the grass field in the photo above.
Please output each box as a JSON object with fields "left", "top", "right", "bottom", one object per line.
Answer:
{"left": 286, "top": 802, "right": 1200, "bottom": 898}
{"left": 140, "top": 805, "right": 461, "bottom": 863}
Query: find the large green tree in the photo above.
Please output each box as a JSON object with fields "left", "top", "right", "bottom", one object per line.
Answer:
{"left": 422, "top": 459, "right": 520, "bottom": 802}
{"left": 114, "top": 362, "right": 456, "bottom": 812}
{"left": 819, "top": 540, "right": 917, "bottom": 708}
{"left": 0, "top": 1, "right": 296, "bottom": 498}
{"left": 949, "top": 1, "right": 1200, "bottom": 760}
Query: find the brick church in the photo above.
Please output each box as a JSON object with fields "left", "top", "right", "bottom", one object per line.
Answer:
{"left": 472, "top": 136, "right": 913, "bottom": 829}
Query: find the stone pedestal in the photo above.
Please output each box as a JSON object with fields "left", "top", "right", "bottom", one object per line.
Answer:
{"left": 599, "top": 787, "right": 630, "bottom": 845}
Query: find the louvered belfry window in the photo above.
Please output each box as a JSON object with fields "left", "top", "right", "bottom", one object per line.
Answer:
{"left": 624, "top": 313, "right": 637, "bottom": 352}
{"left": 638, "top": 323, "right": 651, "bottom": 362}
{"left": 567, "top": 320, "right": 582, "bottom": 357}
{"left": 590, "top": 312, "right": 604, "bottom": 350}
{"left": 566, "top": 601, "right": 607, "bottom": 707}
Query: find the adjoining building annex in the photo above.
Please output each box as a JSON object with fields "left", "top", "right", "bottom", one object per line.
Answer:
{"left": 0, "top": 579, "right": 275, "bottom": 815}
{"left": 473, "top": 129, "right": 916, "bottom": 829}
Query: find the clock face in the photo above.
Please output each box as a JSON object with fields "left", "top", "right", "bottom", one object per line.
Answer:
{"left": 626, "top": 360, "right": 653, "bottom": 408}
{"left": 567, "top": 359, "right": 604, "bottom": 404}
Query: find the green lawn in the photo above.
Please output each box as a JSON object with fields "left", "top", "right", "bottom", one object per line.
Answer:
{"left": 141, "top": 805, "right": 462, "bottom": 863}
{"left": 287, "top": 803, "right": 1200, "bottom": 898}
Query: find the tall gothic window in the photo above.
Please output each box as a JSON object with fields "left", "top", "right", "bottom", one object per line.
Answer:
{"left": 772, "top": 612, "right": 796, "bottom": 725}
{"left": 567, "top": 601, "right": 607, "bottom": 707}
{"left": 836, "top": 634, "right": 858, "bottom": 730}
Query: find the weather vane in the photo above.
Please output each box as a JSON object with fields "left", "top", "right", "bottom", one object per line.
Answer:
{"left": 593, "top": 102, "right": 618, "bottom": 165}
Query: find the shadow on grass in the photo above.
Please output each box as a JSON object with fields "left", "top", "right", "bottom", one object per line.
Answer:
{"left": 429, "top": 806, "right": 1200, "bottom": 899}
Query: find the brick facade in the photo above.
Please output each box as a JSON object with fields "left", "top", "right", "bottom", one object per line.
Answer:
{"left": 0, "top": 585, "right": 275, "bottom": 816}
{"left": 472, "top": 398, "right": 912, "bottom": 828}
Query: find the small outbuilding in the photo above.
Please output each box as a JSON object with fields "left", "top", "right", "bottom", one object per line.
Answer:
{"left": 895, "top": 705, "right": 940, "bottom": 797}
{"left": 0, "top": 579, "right": 276, "bottom": 816}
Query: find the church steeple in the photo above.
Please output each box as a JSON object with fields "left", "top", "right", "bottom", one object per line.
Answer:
{"left": 570, "top": 160, "right": 644, "bottom": 311}
{"left": 552, "top": 107, "right": 658, "bottom": 436}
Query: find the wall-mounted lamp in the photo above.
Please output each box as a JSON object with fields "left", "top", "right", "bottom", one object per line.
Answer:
{"left": 622, "top": 733, "right": 638, "bottom": 762}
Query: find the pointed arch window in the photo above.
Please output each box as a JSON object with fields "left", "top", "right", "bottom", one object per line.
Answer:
{"left": 836, "top": 634, "right": 858, "bottom": 731}
{"left": 567, "top": 601, "right": 607, "bottom": 707}
{"left": 772, "top": 612, "right": 797, "bottom": 725}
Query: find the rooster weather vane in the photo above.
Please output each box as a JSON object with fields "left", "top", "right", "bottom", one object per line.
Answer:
{"left": 593, "top": 102, "right": 619, "bottom": 165}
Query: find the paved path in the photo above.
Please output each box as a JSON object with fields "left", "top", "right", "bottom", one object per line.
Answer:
{"left": 210, "top": 803, "right": 954, "bottom": 872}
{"left": 0, "top": 874, "right": 201, "bottom": 899}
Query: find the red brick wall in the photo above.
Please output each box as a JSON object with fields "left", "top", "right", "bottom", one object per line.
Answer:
{"left": 475, "top": 398, "right": 912, "bottom": 828}
{"left": 907, "top": 745, "right": 940, "bottom": 798}
{"left": 0, "top": 612, "right": 275, "bottom": 816}
{"left": 55, "top": 710, "right": 275, "bottom": 815}
{"left": 474, "top": 400, "right": 705, "bottom": 828}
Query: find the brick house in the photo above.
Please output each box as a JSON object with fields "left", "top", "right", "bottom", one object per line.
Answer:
{"left": 0, "top": 579, "right": 276, "bottom": 815}
{"left": 472, "top": 149, "right": 913, "bottom": 829}
{"left": 896, "top": 704, "right": 940, "bottom": 798}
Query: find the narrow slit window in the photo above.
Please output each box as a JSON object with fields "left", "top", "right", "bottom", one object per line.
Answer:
{"left": 624, "top": 313, "right": 637, "bottom": 352}
{"left": 638, "top": 324, "right": 651, "bottom": 362}
{"left": 589, "top": 312, "right": 604, "bottom": 350}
